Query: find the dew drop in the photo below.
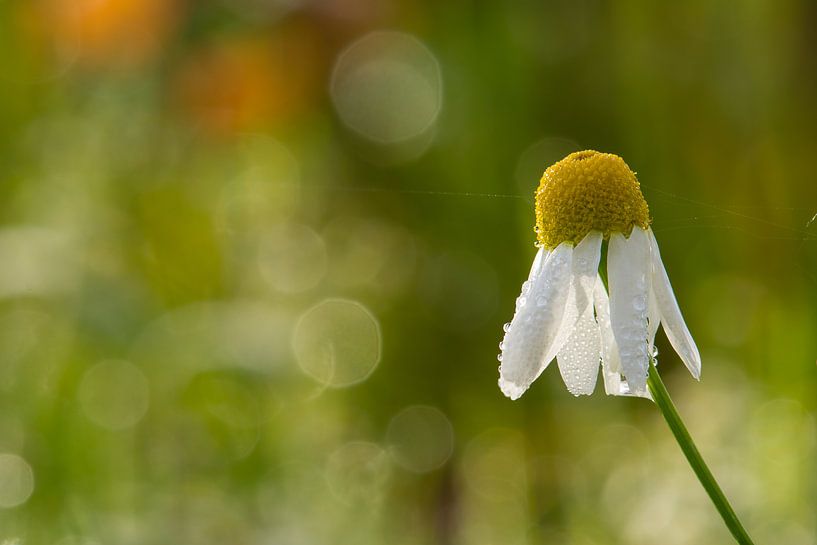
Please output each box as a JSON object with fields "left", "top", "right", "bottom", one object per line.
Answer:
{"left": 502, "top": 322, "right": 511, "bottom": 333}
{"left": 496, "top": 353, "right": 503, "bottom": 362}
{"left": 498, "top": 341, "right": 505, "bottom": 350}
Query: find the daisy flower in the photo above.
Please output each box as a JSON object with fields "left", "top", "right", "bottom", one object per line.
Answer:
{"left": 498, "top": 150, "right": 701, "bottom": 399}
{"left": 495, "top": 151, "right": 755, "bottom": 544}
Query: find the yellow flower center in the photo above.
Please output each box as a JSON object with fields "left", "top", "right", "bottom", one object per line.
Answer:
{"left": 534, "top": 150, "right": 651, "bottom": 249}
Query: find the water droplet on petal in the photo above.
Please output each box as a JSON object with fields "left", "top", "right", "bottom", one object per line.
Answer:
{"left": 497, "top": 353, "right": 503, "bottom": 362}
{"left": 502, "top": 322, "right": 511, "bottom": 333}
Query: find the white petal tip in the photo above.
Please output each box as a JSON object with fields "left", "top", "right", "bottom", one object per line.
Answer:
{"left": 498, "top": 377, "right": 528, "bottom": 400}
{"left": 567, "top": 389, "right": 594, "bottom": 397}
{"left": 562, "top": 371, "right": 597, "bottom": 396}
{"left": 604, "top": 375, "right": 653, "bottom": 400}
{"left": 684, "top": 355, "right": 702, "bottom": 380}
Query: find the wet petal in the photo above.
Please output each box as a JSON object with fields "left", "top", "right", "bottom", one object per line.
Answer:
{"left": 594, "top": 277, "right": 622, "bottom": 393}
{"left": 526, "top": 246, "right": 548, "bottom": 280}
{"left": 557, "top": 304, "right": 601, "bottom": 396}
{"left": 499, "top": 243, "right": 573, "bottom": 400}
{"left": 648, "top": 286, "right": 661, "bottom": 353}
{"left": 595, "top": 277, "right": 652, "bottom": 399}
{"left": 557, "top": 232, "right": 603, "bottom": 396}
{"left": 647, "top": 229, "right": 701, "bottom": 379}
{"left": 608, "top": 227, "right": 651, "bottom": 395}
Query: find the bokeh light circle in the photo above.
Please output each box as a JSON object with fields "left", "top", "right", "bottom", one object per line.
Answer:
{"left": 0, "top": 227, "right": 77, "bottom": 299}
{"left": 386, "top": 405, "right": 454, "bottom": 473}
{"left": 292, "top": 299, "right": 381, "bottom": 388}
{"left": 322, "top": 216, "right": 417, "bottom": 294}
{"left": 331, "top": 31, "right": 442, "bottom": 144}
{"left": 216, "top": 136, "right": 301, "bottom": 235}
{"left": 0, "top": 453, "right": 34, "bottom": 508}
{"left": 78, "top": 360, "right": 150, "bottom": 430}
{"left": 258, "top": 223, "right": 327, "bottom": 294}
{"left": 325, "top": 441, "right": 390, "bottom": 505}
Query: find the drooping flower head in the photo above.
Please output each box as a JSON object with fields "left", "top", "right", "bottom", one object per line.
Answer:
{"left": 498, "top": 151, "right": 700, "bottom": 400}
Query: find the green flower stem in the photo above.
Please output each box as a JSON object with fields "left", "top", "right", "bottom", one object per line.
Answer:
{"left": 646, "top": 362, "right": 755, "bottom": 545}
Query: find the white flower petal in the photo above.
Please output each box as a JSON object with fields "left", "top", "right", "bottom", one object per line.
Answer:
{"left": 557, "top": 304, "right": 601, "bottom": 396}
{"left": 527, "top": 246, "right": 549, "bottom": 280}
{"left": 595, "top": 277, "right": 652, "bottom": 400}
{"left": 594, "top": 277, "right": 622, "bottom": 391}
{"left": 608, "top": 227, "right": 651, "bottom": 396}
{"left": 648, "top": 286, "right": 661, "bottom": 352}
{"left": 647, "top": 229, "right": 702, "bottom": 379}
{"left": 556, "top": 232, "right": 603, "bottom": 396}
{"left": 499, "top": 243, "right": 573, "bottom": 400}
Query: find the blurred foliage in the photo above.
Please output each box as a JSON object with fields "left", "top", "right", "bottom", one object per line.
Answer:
{"left": 0, "top": 0, "right": 816, "bottom": 544}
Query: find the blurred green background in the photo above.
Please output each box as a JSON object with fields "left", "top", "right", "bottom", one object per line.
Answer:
{"left": 0, "top": 0, "right": 815, "bottom": 543}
